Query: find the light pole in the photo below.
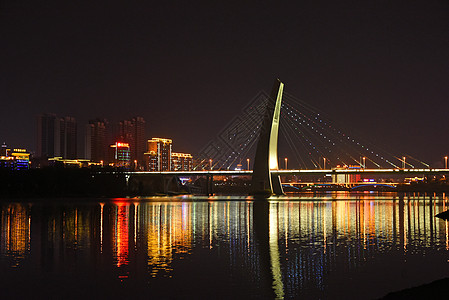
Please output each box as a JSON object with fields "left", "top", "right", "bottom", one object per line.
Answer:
{"left": 445, "top": 156, "right": 448, "bottom": 169}
{"left": 285, "top": 158, "right": 288, "bottom": 170}
{"left": 247, "top": 158, "right": 250, "bottom": 170}
{"left": 363, "top": 157, "right": 366, "bottom": 169}
{"left": 402, "top": 156, "right": 406, "bottom": 169}
{"left": 209, "top": 159, "right": 213, "bottom": 170}
{"left": 323, "top": 157, "right": 326, "bottom": 170}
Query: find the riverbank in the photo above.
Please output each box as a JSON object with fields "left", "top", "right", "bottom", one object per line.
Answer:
{"left": 382, "top": 278, "right": 449, "bottom": 299}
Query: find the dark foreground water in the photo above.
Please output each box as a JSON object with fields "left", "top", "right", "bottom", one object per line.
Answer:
{"left": 1, "top": 192, "right": 449, "bottom": 299}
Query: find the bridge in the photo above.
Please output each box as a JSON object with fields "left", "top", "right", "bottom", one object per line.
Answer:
{"left": 116, "top": 167, "right": 449, "bottom": 195}
{"left": 113, "top": 79, "right": 447, "bottom": 196}
{"left": 123, "top": 168, "right": 449, "bottom": 176}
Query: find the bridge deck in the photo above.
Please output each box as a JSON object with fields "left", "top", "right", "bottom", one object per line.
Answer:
{"left": 120, "top": 168, "right": 449, "bottom": 176}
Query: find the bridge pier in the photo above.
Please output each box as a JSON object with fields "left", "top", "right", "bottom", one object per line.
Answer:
{"left": 206, "top": 175, "right": 214, "bottom": 196}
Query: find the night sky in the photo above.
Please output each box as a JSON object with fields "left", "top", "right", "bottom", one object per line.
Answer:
{"left": 1, "top": 1, "right": 448, "bottom": 165}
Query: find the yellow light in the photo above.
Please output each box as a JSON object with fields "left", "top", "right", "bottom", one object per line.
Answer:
{"left": 150, "top": 138, "right": 172, "bottom": 143}
{"left": 172, "top": 152, "right": 193, "bottom": 158}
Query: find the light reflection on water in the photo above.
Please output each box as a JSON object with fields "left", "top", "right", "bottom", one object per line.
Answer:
{"left": 0, "top": 192, "right": 449, "bottom": 299}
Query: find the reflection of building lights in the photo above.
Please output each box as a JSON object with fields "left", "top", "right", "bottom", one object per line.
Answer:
{"left": 1, "top": 204, "right": 31, "bottom": 266}
{"left": 114, "top": 203, "right": 129, "bottom": 269}
{"left": 100, "top": 203, "right": 104, "bottom": 253}
{"left": 144, "top": 203, "right": 193, "bottom": 277}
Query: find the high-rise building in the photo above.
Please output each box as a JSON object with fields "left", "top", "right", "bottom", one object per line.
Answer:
{"left": 37, "top": 114, "right": 77, "bottom": 159}
{"left": 118, "top": 119, "right": 134, "bottom": 147}
{"left": 171, "top": 153, "right": 193, "bottom": 171}
{"left": 144, "top": 138, "right": 172, "bottom": 171}
{"left": 36, "top": 113, "right": 58, "bottom": 159}
{"left": 59, "top": 116, "right": 77, "bottom": 159}
{"left": 85, "top": 119, "right": 108, "bottom": 163}
{"left": 117, "top": 117, "right": 146, "bottom": 167}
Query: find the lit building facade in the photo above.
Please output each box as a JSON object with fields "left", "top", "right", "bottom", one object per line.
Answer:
{"left": 0, "top": 156, "right": 14, "bottom": 169}
{"left": 144, "top": 138, "right": 172, "bottom": 171}
{"left": 85, "top": 119, "right": 108, "bottom": 163}
{"left": 109, "top": 142, "right": 131, "bottom": 167}
{"left": 0, "top": 145, "right": 30, "bottom": 170}
{"left": 171, "top": 153, "right": 193, "bottom": 171}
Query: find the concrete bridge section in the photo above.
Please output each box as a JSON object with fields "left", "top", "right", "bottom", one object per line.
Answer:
{"left": 121, "top": 168, "right": 449, "bottom": 177}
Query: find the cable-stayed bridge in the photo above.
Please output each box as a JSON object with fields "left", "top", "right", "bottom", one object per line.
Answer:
{"left": 195, "top": 86, "right": 429, "bottom": 172}
{"left": 121, "top": 79, "right": 448, "bottom": 195}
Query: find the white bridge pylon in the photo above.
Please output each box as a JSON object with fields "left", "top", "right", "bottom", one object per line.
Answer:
{"left": 250, "top": 79, "right": 285, "bottom": 196}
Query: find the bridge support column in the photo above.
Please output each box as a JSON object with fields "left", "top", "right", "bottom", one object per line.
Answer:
{"left": 206, "top": 175, "right": 213, "bottom": 196}
{"left": 250, "top": 79, "right": 285, "bottom": 196}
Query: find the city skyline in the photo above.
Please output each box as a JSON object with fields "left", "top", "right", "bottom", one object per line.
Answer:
{"left": 1, "top": 1, "right": 448, "bottom": 165}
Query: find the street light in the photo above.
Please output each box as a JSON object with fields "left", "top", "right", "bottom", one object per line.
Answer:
{"left": 323, "top": 157, "right": 326, "bottom": 170}
{"left": 363, "top": 157, "right": 366, "bottom": 169}
{"left": 445, "top": 156, "right": 448, "bottom": 169}
{"left": 402, "top": 156, "right": 406, "bottom": 169}
{"left": 209, "top": 159, "right": 213, "bottom": 170}
{"left": 285, "top": 158, "right": 288, "bottom": 170}
{"left": 247, "top": 158, "right": 250, "bottom": 170}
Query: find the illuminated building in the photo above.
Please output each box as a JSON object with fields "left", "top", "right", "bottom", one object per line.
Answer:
{"left": 145, "top": 151, "right": 158, "bottom": 171}
{"left": 0, "top": 145, "right": 30, "bottom": 170}
{"left": 85, "top": 119, "right": 108, "bottom": 162}
{"left": 117, "top": 117, "right": 146, "bottom": 168}
{"left": 109, "top": 142, "right": 131, "bottom": 167}
{"left": 48, "top": 157, "right": 90, "bottom": 168}
{"left": 171, "top": 152, "right": 193, "bottom": 171}
{"left": 59, "top": 116, "right": 77, "bottom": 159}
{"left": 0, "top": 156, "right": 14, "bottom": 169}
{"left": 10, "top": 148, "right": 31, "bottom": 170}
{"left": 144, "top": 138, "right": 172, "bottom": 171}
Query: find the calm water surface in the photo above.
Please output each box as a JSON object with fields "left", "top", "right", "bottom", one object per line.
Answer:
{"left": 1, "top": 192, "right": 449, "bottom": 299}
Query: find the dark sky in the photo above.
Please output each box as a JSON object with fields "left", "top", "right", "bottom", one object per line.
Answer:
{"left": 1, "top": 1, "right": 448, "bottom": 165}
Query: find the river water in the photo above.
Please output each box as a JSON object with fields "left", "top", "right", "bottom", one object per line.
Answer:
{"left": 1, "top": 192, "right": 449, "bottom": 299}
